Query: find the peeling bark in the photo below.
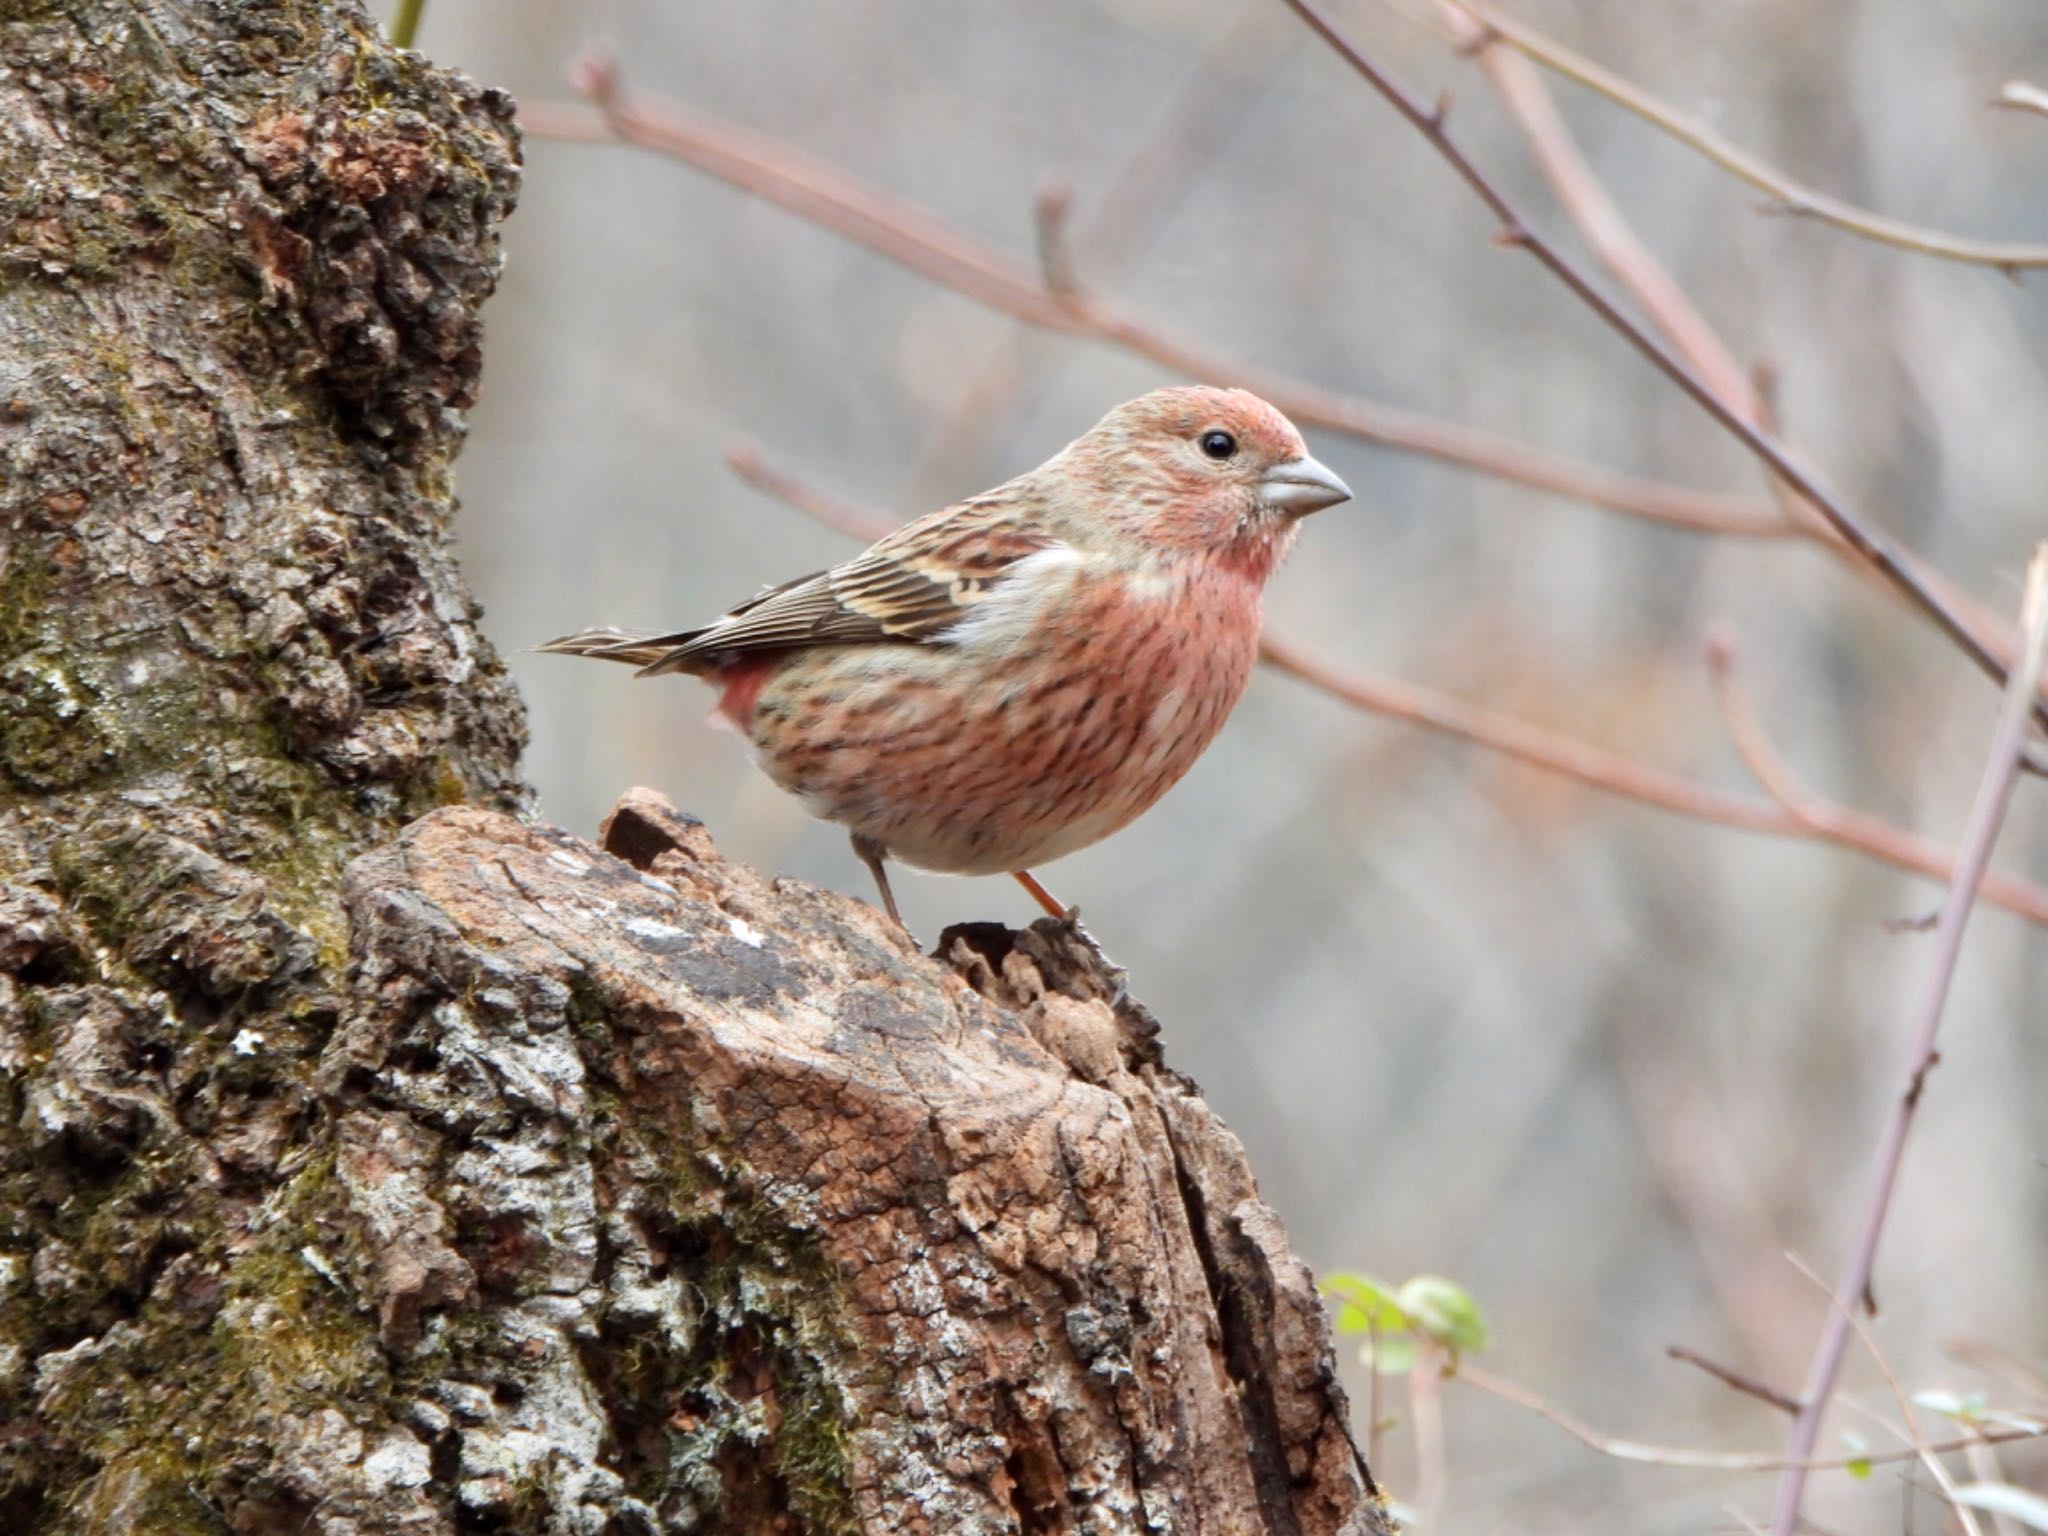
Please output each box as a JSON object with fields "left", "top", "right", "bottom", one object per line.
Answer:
{"left": 0, "top": 4, "right": 1389, "bottom": 1532}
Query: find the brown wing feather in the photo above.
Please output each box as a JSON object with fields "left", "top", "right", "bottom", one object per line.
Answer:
{"left": 615, "top": 499, "right": 1059, "bottom": 677}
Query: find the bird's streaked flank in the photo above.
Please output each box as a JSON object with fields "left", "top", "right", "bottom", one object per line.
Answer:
{"left": 542, "top": 386, "right": 1352, "bottom": 925}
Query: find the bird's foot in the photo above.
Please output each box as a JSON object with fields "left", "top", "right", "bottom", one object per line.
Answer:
{"left": 880, "top": 905, "right": 920, "bottom": 949}
{"left": 1039, "top": 905, "right": 1129, "bottom": 1010}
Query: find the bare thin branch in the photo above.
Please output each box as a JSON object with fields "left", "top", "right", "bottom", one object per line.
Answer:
{"left": 1433, "top": 1, "right": 1760, "bottom": 415}
{"left": 1276, "top": 0, "right": 2048, "bottom": 731}
{"left": 520, "top": 76, "right": 1780, "bottom": 539}
{"left": 1263, "top": 633, "right": 2048, "bottom": 926}
{"left": 1033, "top": 179, "right": 1080, "bottom": 298}
{"left": 1941, "top": 1337, "right": 2048, "bottom": 1404}
{"left": 1443, "top": 0, "right": 2048, "bottom": 270}
{"left": 1704, "top": 631, "right": 1826, "bottom": 818}
{"left": 1784, "top": 1254, "right": 1987, "bottom": 1536}
{"left": 1456, "top": 1365, "right": 2048, "bottom": 1474}
{"left": 1667, "top": 1345, "right": 1801, "bottom": 1416}
{"left": 1768, "top": 545, "right": 2048, "bottom": 1536}
{"left": 725, "top": 440, "right": 893, "bottom": 543}
{"left": 1439, "top": 24, "right": 2036, "bottom": 668}
{"left": 727, "top": 440, "right": 2048, "bottom": 929}
{"left": 902, "top": 3, "right": 1291, "bottom": 502}
{"left": 1258, "top": 631, "right": 1784, "bottom": 833}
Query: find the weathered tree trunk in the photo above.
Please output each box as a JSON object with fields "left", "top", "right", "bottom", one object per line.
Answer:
{"left": 0, "top": 4, "right": 1390, "bottom": 1533}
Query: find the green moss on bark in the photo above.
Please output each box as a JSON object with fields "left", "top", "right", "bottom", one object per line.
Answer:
{"left": 0, "top": 657, "right": 121, "bottom": 792}
{"left": 0, "top": 1, "right": 530, "bottom": 1527}
{"left": 593, "top": 1104, "right": 859, "bottom": 1536}
{"left": 17, "top": 1151, "right": 392, "bottom": 1531}
{"left": 209, "top": 1157, "right": 385, "bottom": 1409}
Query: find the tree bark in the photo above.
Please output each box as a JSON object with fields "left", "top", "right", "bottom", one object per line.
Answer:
{"left": 0, "top": 4, "right": 1390, "bottom": 1533}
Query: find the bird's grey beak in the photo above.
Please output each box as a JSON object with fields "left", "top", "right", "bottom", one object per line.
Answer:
{"left": 1259, "top": 453, "right": 1352, "bottom": 516}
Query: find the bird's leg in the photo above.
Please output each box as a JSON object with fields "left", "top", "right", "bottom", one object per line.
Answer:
{"left": 851, "top": 833, "right": 906, "bottom": 929}
{"left": 1011, "top": 869, "right": 1072, "bottom": 920}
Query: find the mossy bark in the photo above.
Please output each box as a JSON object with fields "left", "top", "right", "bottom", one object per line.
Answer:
{"left": 0, "top": 6, "right": 1388, "bottom": 1533}
{"left": 0, "top": 2, "right": 525, "bottom": 1527}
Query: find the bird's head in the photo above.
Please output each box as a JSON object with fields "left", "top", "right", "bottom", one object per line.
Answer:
{"left": 1051, "top": 386, "right": 1352, "bottom": 577}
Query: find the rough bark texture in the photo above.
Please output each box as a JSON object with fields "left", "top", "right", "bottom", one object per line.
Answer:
{"left": 320, "top": 791, "right": 1386, "bottom": 1535}
{"left": 0, "top": 3, "right": 1390, "bottom": 1532}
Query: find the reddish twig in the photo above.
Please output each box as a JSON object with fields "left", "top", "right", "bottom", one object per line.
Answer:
{"left": 1276, "top": 0, "right": 2048, "bottom": 731}
{"left": 725, "top": 441, "right": 894, "bottom": 543}
{"left": 1941, "top": 1338, "right": 2048, "bottom": 1404}
{"left": 1432, "top": 1, "right": 1758, "bottom": 416}
{"left": 725, "top": 440, "right": 2048, "bottom": 929}
{"left": 1704, "top": 632, "right": 1834, "bottom": 815}
{"left": 1701, "top": 633, "right": 2048, "bottom": 916}
{"left": 1616, "top": 1039, "right": 1809, "bottom": 1376}
{"left": 520, "top": 68, "right": 1779, "bottom": 539}
{"left": 1768, "top": 546, "right": 2048, "bottom": 1536}
{"left": 1438, "top": 0, "right": 2048, "bottom": 272}
{"left": 1667, "top": 1345, "right": 1801, "bottom": 1416}
{"left": 910, "top": 6, "right": 1291, "bottom": 503}
{"left": 1436, "top": 4, "right": 2025, "bottom": 674}
{"left": 1456, "top": 1364, "right": 2048, "bottom": 1473}
{"left": 1264, "top": 634, "right": 2048, "bottom": 926}
{"left": 1032, "top": 180, "right": 1080, "bottom": 300}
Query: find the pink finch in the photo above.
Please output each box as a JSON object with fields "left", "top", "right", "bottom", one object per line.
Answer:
{"left": 541, "top": 386, "right": 1351, "bottom": 925}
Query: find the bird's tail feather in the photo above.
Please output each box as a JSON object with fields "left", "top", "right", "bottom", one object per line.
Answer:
{"left": 535, "top": 626, "right": 708, "bottom": 672}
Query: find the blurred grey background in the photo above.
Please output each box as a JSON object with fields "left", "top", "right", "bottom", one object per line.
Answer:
{"left": 417, "top": 1, "right": 2046, "bottom": 1529}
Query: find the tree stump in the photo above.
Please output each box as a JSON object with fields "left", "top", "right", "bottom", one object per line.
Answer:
{"left": 0, "top": 3, "right": 1390, "bottom": 1531}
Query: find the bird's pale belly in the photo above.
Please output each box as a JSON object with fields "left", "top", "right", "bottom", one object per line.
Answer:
{"left": 738, "top": 597, "right": 1259, "bottom": 875}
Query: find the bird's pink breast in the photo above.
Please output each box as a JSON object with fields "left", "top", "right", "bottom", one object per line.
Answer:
{"left": 723, "top": 564, "right": 1265, "bottom": 875}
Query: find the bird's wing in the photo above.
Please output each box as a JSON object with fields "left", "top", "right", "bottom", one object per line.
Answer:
{"left": 575, "top": 498, "right": 1069, "bottom": 678}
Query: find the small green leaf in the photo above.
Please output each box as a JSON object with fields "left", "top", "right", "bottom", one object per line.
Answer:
{"left": 1955, "top": 1484, "right": 2048, "bottom": 1531}
{"left": 1397, "top": 1276, "right": 1489, "bottom": 1358}
{"left": 1358, "top": 1335, "right": 1418, "bottom": 1375}
{"left": 1839, "top": 1432, "right": 1871, "bottom": 1480}
{"left": 1323, "top": 1272, "right": 1408, "bottom": 1336}
{"left": 1913, "top": 1389, "right": 1986, "bottom": 1423}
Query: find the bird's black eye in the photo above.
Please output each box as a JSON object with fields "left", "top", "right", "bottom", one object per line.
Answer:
{"left": 1199, "top": 430, "right": 1237, "bottom": 461}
